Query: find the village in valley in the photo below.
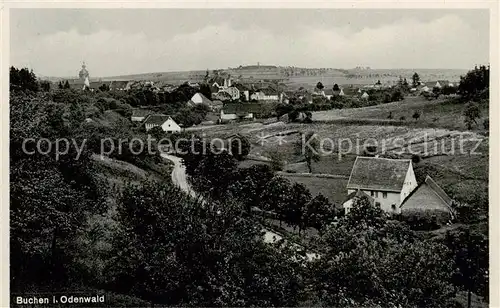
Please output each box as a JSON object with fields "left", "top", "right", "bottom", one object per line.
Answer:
{"left": 9, "top": 8, "right": 490, "bottom": 308}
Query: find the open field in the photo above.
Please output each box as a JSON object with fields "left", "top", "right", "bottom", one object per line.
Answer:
{"left": 280, "top": 174, "right": 348, "bottom": 206}
{"left": 312, "top": 96, "right": 489, "bottom": 132}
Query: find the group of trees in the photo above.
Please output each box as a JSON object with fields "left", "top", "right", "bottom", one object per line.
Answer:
{"left": 10, "top": 67, "right": 39, "bottom": 92}
{"left": 177, "top": 136, "right": 337, "bottom": 233}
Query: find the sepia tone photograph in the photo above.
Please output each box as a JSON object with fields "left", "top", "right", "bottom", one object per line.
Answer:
{"left": 5, "top": 5, "right": 495, "bottom": 307}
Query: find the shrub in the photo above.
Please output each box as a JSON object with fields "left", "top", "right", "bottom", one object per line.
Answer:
{"left": 398, "top": 210, "right": 451, "bottom": 231}
{"left": 400, "top": 116, "right": 406, "bottom": 121}
{"left": 483, "top": 118, "right": 489, "bottom": 130}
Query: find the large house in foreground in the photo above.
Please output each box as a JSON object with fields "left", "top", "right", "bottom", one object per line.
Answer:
{"left": 343, "top": 156, "right": 454, "bottom": 218}
{"left": 344, "top": 157, "right": 418, "bottom": 214}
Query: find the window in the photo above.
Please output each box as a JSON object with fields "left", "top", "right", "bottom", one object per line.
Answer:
{"left": 375, "top": 202, "right": 381, "bottom": 207}
{"left": 370, "top": 191, "right": 374, "bottom": 197}
{"left": 383, "top": 192, "right": 387, "bottom": 199}
{"left": 391, "top": 204, "right": 396, "bottom": 210}
{"left": 374, "top": 191, "right": 379, "bottom": 198}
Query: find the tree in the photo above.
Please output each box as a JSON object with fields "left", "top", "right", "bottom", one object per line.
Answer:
{"left": 64, "top": 80, "right": 71, "bottom": 89}
{"left": 107, "top": 180, "right": 307, "bottom": 306}
{"left": 295, "top": 131, "right": 321, "bottom": 173}
{"left": 458, "top": 65, "right": 489, "bottom": 101}
{"left": 269, "top": 150, "right": 285, "bottom": 171}
{"left": 412, "top": 72, "right": 420, "bottom": 87}
{"left": 228, "top": 134, "right": 251, "bottom": 161}
{"left": 199, "top": 83, "right": 212, "bottom": 100}
{"left": 285, "top": 183, "right": 311, "bottom": 232}
{"left": 260, "top": 176, "right": 295, "bottom": 226}
{"left": 228, "top": 164, "right": 274, "bottom": 213}
{"left": 464, "top": 103, "right": 481, "bottom": 130}
{"left": 310, "top": 198, "right": 456, "bottom": 307}
{"left": 333, "top": 84, "right": 340, "bottom": 92}
{"left": 412, "top": 110, "right": 421, "bottom": 121}
{"left": 99, "top": 83, "right": 110, "bottom": 92}
{"left": 443, "top": 226, "right": 489, "bottom": 307}
{"left": 376, "top": 79, "right": 382, "bottom": 85}
{"left": 191, "top": 151, "right": 237, "bottom": 200}
{"left": 432, "top": 86, "right": 441, "bottom": 97}
{"left": 302, "top": 194, "right": 333, "bottom": 231}
{"left": 316, "top": 82, "right": 324, "bottom": 90}
{"left": 40, "top": 80, "right": 51, "bottom": 92}
{"left": 10, "top": 66, "right": 39, "bottom": 92}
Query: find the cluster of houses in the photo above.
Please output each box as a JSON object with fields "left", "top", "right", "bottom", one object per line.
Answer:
{"left": 343, "top": 156, "right": 454, "bottom": 219}
{"left": 413, "top": 80, "right": 456, "bottom": 93}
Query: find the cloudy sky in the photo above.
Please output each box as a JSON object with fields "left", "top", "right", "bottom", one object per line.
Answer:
{"left": 10, "top": 9, "right": 489, "bottom": 77}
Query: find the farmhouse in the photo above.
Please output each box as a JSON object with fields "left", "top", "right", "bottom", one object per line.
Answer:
{"left": 345, "top": 157, "right": 418, "bottom": 214}
{"left": 220, "top": 103, "right": 261, "bottom": 122}
{"left": 400, "top": 175, "right": 454, "bottom": 218}
{"left": 251, "top": 88, "right": 279, "bottom": 101}
{"left": 190, "top": 93, "right": 212, "bottom": 105}
{"left": 131, "top": 109, "right": 153, "bottom": 122}
{"left": 143, "top": 114, "right": 181, "bottom": 133}
{"left": 361, "top": 92, "right": 369, "bottom": 99}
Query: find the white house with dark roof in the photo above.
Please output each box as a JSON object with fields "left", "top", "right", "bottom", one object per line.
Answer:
{"left": 143, "top": 114, "right": 181, "bottom": 133}
{"left": 345, "top": 157, "right": 418, "bottom": 214}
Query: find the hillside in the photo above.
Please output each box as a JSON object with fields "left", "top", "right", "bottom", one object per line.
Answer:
{"left": 45, "top": 66, "right": 468, "bottom": 88}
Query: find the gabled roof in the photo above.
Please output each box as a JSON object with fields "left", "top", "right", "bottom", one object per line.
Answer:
{"left": 347, "top": 157, "right": 412, "bottom": 192}
{"left": 132, "top": 109, "right": 153, "bottom": 118}
{"left": 192, "top": 92, "right": 212, "bottom": 105}
{"left": 234, "top": 83, "right": 249, "bottom": 91}
{"left": 400, "top": 175, "right": 454, "bottom": 214}
{"left": 143, "top": 114, "right": 172, "bottom": 126}
{"left": 343, "top": 189, "right": 374, "bottom": 205}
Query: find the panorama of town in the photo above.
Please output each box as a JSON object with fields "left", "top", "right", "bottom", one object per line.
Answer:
{"left": 9, "top": 9, "right": 490, "bottom": 308}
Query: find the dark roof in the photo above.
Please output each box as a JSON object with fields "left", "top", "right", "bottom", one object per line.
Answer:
{"left": 223, "top": 103, "right": 262, "bottom": 115}
{"left": 132, "top": 109, "right": 153, "bottom": 117}
{"left": 343, "top": 189, "right": 374, "bottom": 205}
{"left": 347, "top": 157, "right": 412, "bottom": 192}
{"left": 234, "top": 83, "right": 249, "bottom": 91}
{"left": 143, "top": 114, "right": 172, "bottom": 125}
{"left": 400, "top": 176, "right": 454, "bottom": 214}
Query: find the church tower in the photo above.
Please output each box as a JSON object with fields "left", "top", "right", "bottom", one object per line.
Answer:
{"left": 79, "top": 62, "right": 89, "bottom": 81}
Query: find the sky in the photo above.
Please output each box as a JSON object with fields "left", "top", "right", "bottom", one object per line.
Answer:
{"left": 10, "top": 9, "right": 490, "bottom": 78}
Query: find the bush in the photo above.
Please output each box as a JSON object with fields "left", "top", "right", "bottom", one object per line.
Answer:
{"left": 483, "top": 118, "right": 489, "bottom": 130}
{"left": 398, "top": 210, "right": 451, "bottom": 231}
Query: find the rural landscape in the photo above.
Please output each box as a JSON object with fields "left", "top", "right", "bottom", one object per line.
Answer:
{"left": 9, "top": 8, "right": 490, "bottom": 308}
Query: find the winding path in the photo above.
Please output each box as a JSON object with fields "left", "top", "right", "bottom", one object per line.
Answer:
{"left": 160, "top": 153, "right": 319, "bottom": 261}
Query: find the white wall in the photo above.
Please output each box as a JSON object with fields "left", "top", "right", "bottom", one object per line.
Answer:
{"left": 399, "top": 164, "right": 418, "bottom": 206}
{"left": 161, "top": 118, "right": 181, "bottom": 133}
{"left": 347, "top": 189, "right": 402, "bottom": 214}
{"left": 131, "top": 116, "right": 145, "bottom": 122}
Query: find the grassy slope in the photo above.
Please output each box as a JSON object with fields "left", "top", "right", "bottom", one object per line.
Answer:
{"left": 312, "top": 96, "right": 489, "bottom": 132}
